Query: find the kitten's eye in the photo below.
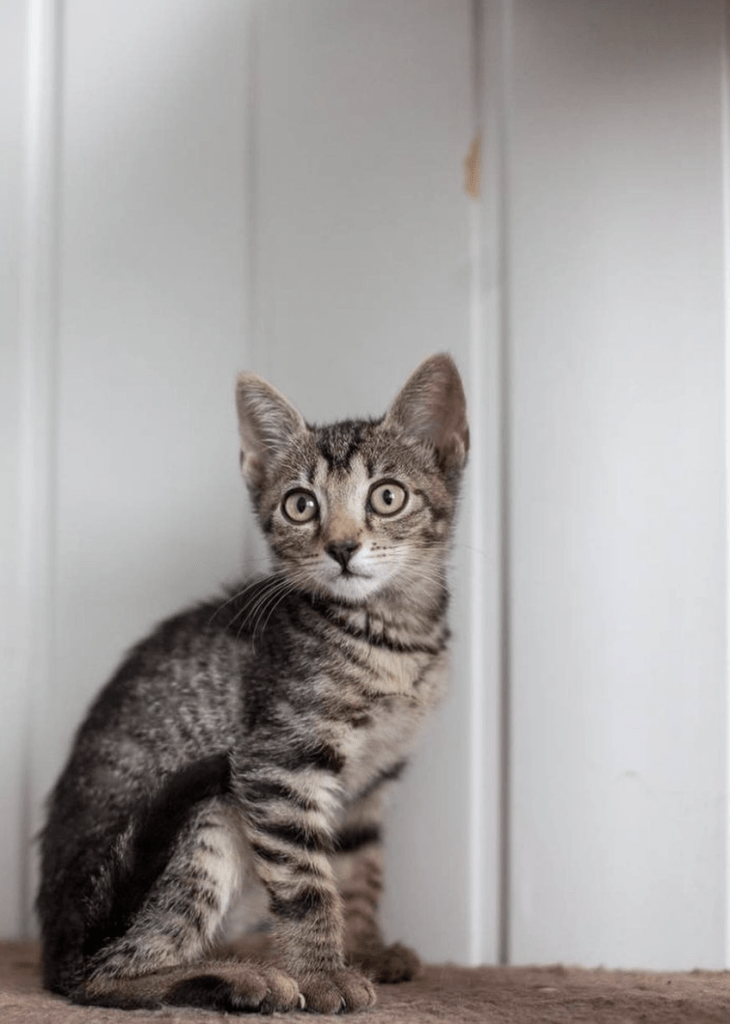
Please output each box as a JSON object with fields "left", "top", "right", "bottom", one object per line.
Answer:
{"left": 282, "top": 489, "right": 319, "bottom": 524}
{"left": 369, "top": 481, "right": 407, "bottom": 517}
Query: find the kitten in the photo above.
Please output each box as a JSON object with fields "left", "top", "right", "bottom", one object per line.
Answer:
{"left": 37, "top": 353, "right": 469, "bottom": 1014}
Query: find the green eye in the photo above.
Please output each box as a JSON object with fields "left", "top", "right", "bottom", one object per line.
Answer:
{"left": 282, "top": 489, "right": 319, "bottom": 524}
{"left": 369, "top": 481, "right": 407, "bottom": 516}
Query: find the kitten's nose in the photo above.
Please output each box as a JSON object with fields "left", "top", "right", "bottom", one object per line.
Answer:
{"left": 326, "top": 540, "right": 361, "bottom": 570}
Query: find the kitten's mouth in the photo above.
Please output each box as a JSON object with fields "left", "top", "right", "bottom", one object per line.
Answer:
{"left": 328, "top": 564, "right": 372, "bottom": 585}
{"left": 320, "top": 565, "right": 381, "bottom": 604}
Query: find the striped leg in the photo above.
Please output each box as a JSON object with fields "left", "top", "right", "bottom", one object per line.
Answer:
{"left": 74, "top": 798, "right": 300, "bottom": 1012}
{"left": 237, "top": 768, "right": 377, "bottom": 1013}
{"left": 335, "top": 791, "right": 421, "bottom": 983}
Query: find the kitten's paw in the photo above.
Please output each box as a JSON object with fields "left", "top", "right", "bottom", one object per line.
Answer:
{"left": 297, "top": 968, "right": 376, "bottom": 1014}
{"left": 166, "top": 963, "right": 302, "bottom": 1013}
{"left": 349, "top": 941, "right": 421, "bottom": 983}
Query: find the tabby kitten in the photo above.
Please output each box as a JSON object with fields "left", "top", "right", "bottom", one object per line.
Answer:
{"left": 37, "top": 353, "right": 469, "bottom": 1014}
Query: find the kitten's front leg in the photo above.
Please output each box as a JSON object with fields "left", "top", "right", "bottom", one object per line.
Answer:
{"left": 236, "top": 766, "right": 376, "bottom": 1013}
{"left": 334, "top": 789, "right": 421, "bottom": 984}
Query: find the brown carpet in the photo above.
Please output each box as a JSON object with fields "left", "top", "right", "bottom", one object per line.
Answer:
{"left": 2, "top": 942, "right": 730, "bottom": 1023}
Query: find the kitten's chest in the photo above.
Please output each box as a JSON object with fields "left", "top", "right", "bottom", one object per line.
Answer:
{"left": 337, "top": 651, "right": 448, "bottom": 799}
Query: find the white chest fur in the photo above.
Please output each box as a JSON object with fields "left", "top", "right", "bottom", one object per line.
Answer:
{"left": 339, "top": 652, "right": 449, "bottom": 802}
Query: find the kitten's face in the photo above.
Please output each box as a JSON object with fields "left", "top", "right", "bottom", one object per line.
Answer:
{"left": 236, "top": 354, "right": 468, "bottom": 608}
{"left": 256, "top": 422, "right": 455, "bottom": 604}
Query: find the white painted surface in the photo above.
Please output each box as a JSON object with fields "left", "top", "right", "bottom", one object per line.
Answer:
{"left": 251, "top": 0, "right": 485, "bottom": 964}
{"left": 19, "top": 0, "right": 255, "bottom": 930}
{"left": 475, "top": 0, "right": 510, "bottom": 965}
{"left": 1, "top": 0, "right": 495, "bottom": 962}
{"left": 2, "top": 0, "right": 729, "bottom": 976}
{"left": 0, "top": 0, "right": 31, "bottom": 939}
{"left": 51, "top": 0, "right": 253, "bottom": 789}
{"left": 505, "top": 0, "right": 728, "bottom": 969}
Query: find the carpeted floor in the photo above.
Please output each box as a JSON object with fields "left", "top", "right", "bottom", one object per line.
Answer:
{"left": 2, "top": 942, "right": 730, "bottom": 1024}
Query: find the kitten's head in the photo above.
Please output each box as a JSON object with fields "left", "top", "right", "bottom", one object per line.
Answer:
{"left": 235, "top": 354, "right": 468, "bottom": 606}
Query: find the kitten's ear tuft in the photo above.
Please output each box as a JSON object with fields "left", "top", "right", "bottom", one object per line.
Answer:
{"left": 235, "top": 373, "right": 307, "bottom": 489}
{"left": 383, "top": 354, "right": 469, "bottom": 475}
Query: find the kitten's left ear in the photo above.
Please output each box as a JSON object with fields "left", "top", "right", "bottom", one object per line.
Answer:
{"left": 235, "top": 372, "right": 307, "bottom": 490}
{"left": 383, "top": 353, "right": 469, "bottom": 475}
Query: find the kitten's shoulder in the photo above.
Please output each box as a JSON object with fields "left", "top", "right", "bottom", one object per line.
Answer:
{"left": 80, "top": 583, "right": 257, "bottom": 726}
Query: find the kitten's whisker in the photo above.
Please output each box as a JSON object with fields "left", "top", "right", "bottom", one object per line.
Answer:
{"left": 227, "top": 569, "right": 307, "bottom": 638}
{"left": 248, "top": 569, "right": 317, "bottom": 646}
{"left": 239, "top": 576, "right": 291, "bottom": 637}
{"left": 208, "top": 583, "right": 259, "bottom": 626}
{"left": 207, "top": 567, "right": 283, "bottom": 626}
{"left": 222, "top": 570, "right": 293, "bottom": 636}
{"left": 255, "top": 578, "right": 304, "bottom": 640}
{"left": 248, "top": 578, "right": 296, "bottom": 640}
{"left": 243, "top": 568, "right": 314, "bottom": 645}
{"left": 394, "top": 553, "right": 449, "bottom": 587}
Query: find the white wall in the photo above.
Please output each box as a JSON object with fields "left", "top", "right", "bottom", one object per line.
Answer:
{"left": 1, "top": 0, "right": 498, "bottom": 964}
{"left": 1, "top": 0, "right": 729, "bottom": 974}
{"left": 501, "top": 0, "right": 728, "bottom": 969}
{"left": 249, "top": 0, "right": 494, "bottom": 966}
{"left": 0, "top": 0, "right": 31, "bottom": 942}
{"left": 3, "top": 0, "right": 256, "bottom": 933}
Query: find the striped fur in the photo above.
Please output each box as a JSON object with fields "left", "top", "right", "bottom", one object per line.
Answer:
{"left": 37, "top": 353, "right": 468, "bottom": 1014}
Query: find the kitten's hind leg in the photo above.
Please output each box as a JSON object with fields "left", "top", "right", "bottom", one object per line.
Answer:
{"left": 74, "top": 798, "right": 300, "bottom": 1013}
{"left": 334, "top": 790, "right": 421, "bottom": 984}
{"left": 76, "top": 959, "right": 301, "bottom": 1012}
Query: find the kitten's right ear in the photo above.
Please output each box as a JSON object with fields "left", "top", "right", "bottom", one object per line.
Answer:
{"left": 235, "top": 373, "right": 307, "bottom": 489}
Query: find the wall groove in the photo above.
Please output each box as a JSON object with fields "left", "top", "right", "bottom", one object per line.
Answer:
{"left": 467, "top": 0, "right": 487, "bottom": 967}
{"left": 18, "top": 0, "right": 62, "bottom": 935}
{"left": 468, "top": 0, "right": 512, "bottom": 967}
{"left": 494, "top": 0, "right": 514, "bottom": 969}
{"left": 721, "top": 0, "right": 730, "bottom": 972}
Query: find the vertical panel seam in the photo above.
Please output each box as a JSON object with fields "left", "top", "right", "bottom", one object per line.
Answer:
{"left": 721, "top": 0, "right": 730, "bottom": 973}
{"left": 468, "top": 0, "right": 513, "bottom": 967}
{"left": 241, "top": 0, "right": 261, "bottom": 569}
{"left": 496, "top": 0, "right": 513, "bottom": 970}
{"left": 467, "top": 0, "right": 487, "bottom": 967}
{"left": 18, "top": 0, "right": 62, "bottom": 937}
